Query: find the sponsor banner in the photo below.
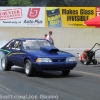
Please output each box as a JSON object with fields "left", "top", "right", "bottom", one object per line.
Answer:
{"left": 61, "top": 7, "right": 96, "bottom": 27}
{"left": 45, "top": 7, "right": 62, "bottom": 27}
{"left": 45, "top": 7, "right": 96, "bottom": 28}
{"left": 0, "top": 7, "right": 45, "bottom": 27}
{"left": 96, "top": 7, "right": 100, "bottom": 16}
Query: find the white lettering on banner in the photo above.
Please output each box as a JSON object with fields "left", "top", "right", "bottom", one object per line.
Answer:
{"left": 0, "top": 8, "right": 22, "bottom": 20}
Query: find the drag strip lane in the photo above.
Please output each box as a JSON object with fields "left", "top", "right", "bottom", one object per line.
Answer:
{"left": 72, "top": 70, "right": 100, "bottom": 78}
{"left": 0, "top": 64, "right": 100, "bottom": 100}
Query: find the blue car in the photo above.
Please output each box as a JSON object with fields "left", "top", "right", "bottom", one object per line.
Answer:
{"left": 0, "top": 38, "right": 77, "bottom": 76}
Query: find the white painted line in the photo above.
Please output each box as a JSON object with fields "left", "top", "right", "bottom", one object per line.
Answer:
{"left": 0, "top": 84, "right": 16, "bottom": 95}
{"left": 72, "top": 70, "right": 100, "bottom": 77}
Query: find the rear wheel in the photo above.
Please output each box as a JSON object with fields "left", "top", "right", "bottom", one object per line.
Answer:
{"left": 83, "top": 60, "right": 89, "bottom": 65}
{"left": 1, "top": 56, "right": 12, "bottom": 71}
{"left": 25, "top": 59, "right": 34, "bottom": 76}
{"left": 62, "top": 70, "right": 70, "bottom": 76}
{"left": 92, "top": 59, "right": 97, "bottom": 65}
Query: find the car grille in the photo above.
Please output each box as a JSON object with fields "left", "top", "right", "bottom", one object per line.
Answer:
{"left": 52, "top": 59, "right": 65, "bottom": 62}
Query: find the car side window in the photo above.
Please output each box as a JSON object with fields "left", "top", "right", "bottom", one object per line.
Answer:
{"left": 23, "top": 41, "right": 38, "bottom": 50}
{"left": 6, "top": 40, "right": 15, "bottom": 49}
{"left": 12, "top": 40, "right": 21, "bottom": 50}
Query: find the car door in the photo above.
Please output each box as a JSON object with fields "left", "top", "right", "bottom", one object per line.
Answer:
{"left": 8, "top": 40, "right": 25, "bottom": 67}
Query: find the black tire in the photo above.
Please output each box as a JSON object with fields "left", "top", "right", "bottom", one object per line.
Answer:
{"left": 62, "top": 70, "right": 70, "bottom": 76}
{"left": 25, "top": 59, "right": 33, "bottom": 76}
{"left": 1, "top": 56, "right": 11, "bottom": 71}
{"left": 92, "top": 59, "right": 97, "bottom": 65}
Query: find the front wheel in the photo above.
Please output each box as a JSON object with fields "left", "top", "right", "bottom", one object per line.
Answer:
{"left": 83, "top": 60, "right": 88, "bottom": 65}
{"left": 62, "top": 70, "right": 70, "bottom": 76}
{"left": 1, "top": 56, "right": 12, "bottom": 71}
{"left": 25, "top": 59, "right": 34, "bottom": 76}
{"left": 83, "top": 59, "right": 90, "bottom": 65}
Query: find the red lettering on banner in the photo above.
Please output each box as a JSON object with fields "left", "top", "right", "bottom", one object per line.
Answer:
{"left": 97, "top": 7, "right": 100, "bottom": 12}
{"left": 27, "top": 8, "right": 40, "bottom": 18}
{"left": 0, "top": 8, "right": 22, "bottom": 20}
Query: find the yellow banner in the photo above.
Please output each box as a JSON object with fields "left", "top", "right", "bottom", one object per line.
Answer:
{"left": 45, "top": 7, "right": 96, "bottom": 28}
{"left": 45, "top": 7, "right": 62, "bottom": 27}
{"left": 61, "top": 7, "right": 96, "bottom": 28}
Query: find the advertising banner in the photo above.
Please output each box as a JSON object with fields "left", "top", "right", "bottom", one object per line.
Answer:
{"left": 0, "top": 7, "right": 96, "bottom": 28}
{"left": 96, "top": 7, "right": 100, "bottom": 16}
{"left": 0, "top": 7, "right": 45, "bottom": 27}
{"left": 61, "top": 7, "right": 96, "bottom": 27}
{"left": 45, "top": 7, "right": 96, "bottom": 28}
{"left": 45, "top": 7, "right": 62, "bottom": 27}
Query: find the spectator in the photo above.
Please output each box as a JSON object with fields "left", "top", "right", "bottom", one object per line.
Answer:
{"left": 44, "top": 34, "right": 47, "bottom": 39}
{"left": 46, "top": 31, "right": 54, "bottom": 45}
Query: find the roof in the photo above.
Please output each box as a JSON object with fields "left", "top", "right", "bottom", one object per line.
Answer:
{"left": 13, "top": 38, "right": 44, "bottom": 41}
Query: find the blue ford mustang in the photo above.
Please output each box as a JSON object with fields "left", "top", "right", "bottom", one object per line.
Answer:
{"left": 0, "top": 38, "right": 77, "bottom": 76}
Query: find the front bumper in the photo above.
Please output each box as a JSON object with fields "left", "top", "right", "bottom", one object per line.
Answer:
{"left": 32, "top": 62, "right": 77, "bottom": 71}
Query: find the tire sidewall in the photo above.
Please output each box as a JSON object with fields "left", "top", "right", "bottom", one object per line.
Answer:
{"left": 93, "top": 59, "right": 97, "bottom": 65}
{"left": 1, "top": 57, "right": 7, "bottom": 70}
{"left": 25, "top": 59, "right": 33, "bottom": 76}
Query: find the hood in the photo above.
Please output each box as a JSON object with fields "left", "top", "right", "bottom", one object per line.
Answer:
{"left": 24, "top": 47, "right": 74, "bottom": 58}
{"left": 40, "top": 46, "right": 59, "bottom": 53}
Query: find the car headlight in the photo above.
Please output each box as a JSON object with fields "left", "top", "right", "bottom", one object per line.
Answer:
{"left": 66, "top": 57, "right": 76, "bottom": 62}
{"left": 36, "top": 58, "right": 52, "bottom": 62}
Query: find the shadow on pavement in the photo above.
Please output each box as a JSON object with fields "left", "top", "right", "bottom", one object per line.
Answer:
{"left": 11, "top": 66, "right": 83, "bottom": 78}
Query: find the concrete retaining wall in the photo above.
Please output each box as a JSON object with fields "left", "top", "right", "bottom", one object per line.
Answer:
{"left": 0, "top": 27, "right": 100, "bottom": 48}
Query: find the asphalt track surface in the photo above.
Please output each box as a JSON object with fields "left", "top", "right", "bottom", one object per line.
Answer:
{"left": 0, "top": 60, "right": 100, "bottom": 100}
{"left": 0, "top": 48, "right": 100, "bottom": 100}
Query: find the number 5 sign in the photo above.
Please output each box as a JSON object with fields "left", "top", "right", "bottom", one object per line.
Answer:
{"left": 27, "top": 8, "right": 40, "bottom": 19}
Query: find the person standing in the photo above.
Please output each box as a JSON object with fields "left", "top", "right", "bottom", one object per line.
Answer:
{"left": 44, "top": 34, "right": 47, "bottom": 39}
{"left": 46, "top": 31, "right": 54, "bottom": 45}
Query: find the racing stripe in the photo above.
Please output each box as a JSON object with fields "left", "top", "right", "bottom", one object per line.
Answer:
{"left": 0, "top": 48, "right": 10, "bottom": 56}
{"left": 7, "top": 52, "right": 26, "bottom": 57}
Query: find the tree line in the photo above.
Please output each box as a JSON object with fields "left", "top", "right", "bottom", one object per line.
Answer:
{"left": 0, "top": 0, "right": 100, "bottom": 6}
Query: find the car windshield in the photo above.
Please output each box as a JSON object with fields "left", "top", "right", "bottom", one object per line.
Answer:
{"left": 22, "top": 39, "right": 53, "bottom": 50}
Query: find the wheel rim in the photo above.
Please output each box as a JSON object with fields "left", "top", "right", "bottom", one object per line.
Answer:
{"left": 84, "top": 60, "right": 86, "bottom": 65}
{"left": 1, "top": 58, "right": 6, "bottom": 69}
{"left": 25, "top": 62, "right": 30, "bottom": 74}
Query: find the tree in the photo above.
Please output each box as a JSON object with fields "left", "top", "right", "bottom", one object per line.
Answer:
{"left": 69, "top": 0, "right": 100, "bottom": 6}
{"left": 0, "top": 0, "right": 8, "bottom": 6}
{"left": 30, "top": 0, "right": 47, "bottom": 6}
{"left": 46, "top": 0, "right": 75, "bottom": 6}
{"left": 8, "top": 0, "right": 32, "bottom": 6}
{"left": 63, "top": 0, "right": 73, "bottom": 6}
{"left": 1, "top": 0, "right": 100, "bottom": 6}
{"left": 46, "top": 0, "right": 65, "bottom": 6}
{"left": 46, "top": 0, "right": 100, "bottom": 6}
